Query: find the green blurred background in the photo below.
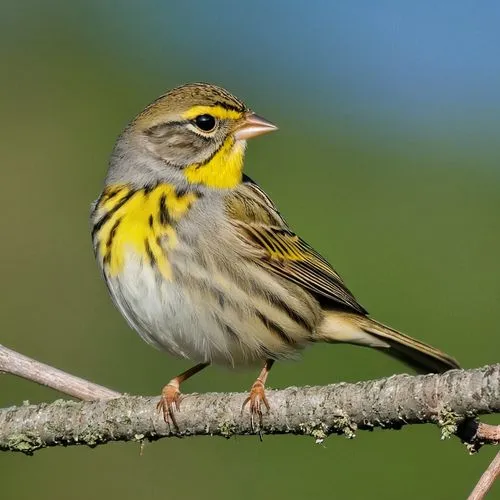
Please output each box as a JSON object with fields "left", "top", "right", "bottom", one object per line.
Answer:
{"left": 1, "top": 1, "right": 499, "bottom": 499}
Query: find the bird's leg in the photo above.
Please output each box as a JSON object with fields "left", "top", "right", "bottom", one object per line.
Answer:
{"left": 242, "top": 359, "right": 275, "bottom": 430}
{"left": 157, "top": 362, "right": 209, "bottom": 428}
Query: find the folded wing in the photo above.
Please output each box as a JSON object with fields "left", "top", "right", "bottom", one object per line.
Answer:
{"left": 225, "top": 175, "right": 367, "bottom": 315}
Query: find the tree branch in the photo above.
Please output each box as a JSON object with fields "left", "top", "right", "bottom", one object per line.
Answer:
{"left": 468, "top": 452, "right": 500, "bottom": 500}
{"left": 1, "top": 364, "right": 499, "bottom": 455}
{"left": 0, "top": 344, "right": 120, "bottom": 400}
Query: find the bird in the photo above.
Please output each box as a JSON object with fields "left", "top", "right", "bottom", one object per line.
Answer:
{"left": 91, "top": 82, "right": 460, "bottom": 427}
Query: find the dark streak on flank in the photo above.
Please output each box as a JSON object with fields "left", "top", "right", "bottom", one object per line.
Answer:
{"left": 148, "top": 214, "right": 154, "bottom": 228}
{"left": 256, "top": 312, "right": 295, "bottom": 346}
{"left": 145, "top": 239, "right": 156, "bottom": 266}
{"left": 158, "top": 194, "right": 171, "bottom": 225}
{"left": 213, "top": 315, "right": 239, "bottom": 342}
{"left": 106, "top": 218, "right": 122, "bottom": 249}
{"left": 92, "top": 190, "right": 136, "bottom": 239}
{"left": 214, "top": 289, "right": 225, "bottom": 309}
{"left": 224, "top": 323, "right": 240, "bottom": 342}
{"left": 267, "top": 293, "right": 313, "bottom": 334}
{"left": 260, "top": 344, "right": 279, "bottom": 360}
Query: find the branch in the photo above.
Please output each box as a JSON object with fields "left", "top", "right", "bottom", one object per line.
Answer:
{"left": 1, "top": 364, "right": 499, "bottom": 454}
{"left": 0, "top": 344, "right": 120, "bottom": 400}
{"left": 468, "top": 452, "right": 500, "bottom": 500}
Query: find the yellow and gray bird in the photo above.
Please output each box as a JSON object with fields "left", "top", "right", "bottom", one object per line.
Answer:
{"left": 91, "top": 83, "right": 459, "bottom": 425}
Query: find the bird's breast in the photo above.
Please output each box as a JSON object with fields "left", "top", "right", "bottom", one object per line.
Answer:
{"left": 92, "top": 183, "right": 200, "bottom": 281}
{"left": 92, "top": 184, "right": 321, "bottom": 366}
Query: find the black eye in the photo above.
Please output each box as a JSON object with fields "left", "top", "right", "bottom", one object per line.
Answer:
{"left": 193, "top": 114, "right": 216, "bottom": 132}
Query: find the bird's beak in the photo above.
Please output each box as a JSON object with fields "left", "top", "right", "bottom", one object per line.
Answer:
{"left": 234, "top": 113, "right": 278, "bottom": 140}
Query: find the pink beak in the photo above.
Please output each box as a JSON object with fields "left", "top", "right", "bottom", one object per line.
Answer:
{"left": 234, "top": 113, "right": 278, "bottom": 140}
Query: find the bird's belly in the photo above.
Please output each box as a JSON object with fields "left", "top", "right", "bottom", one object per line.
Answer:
{"left": 105, "top": 249, "right": 312, "bottom": 367}
{"left": 106, "top": 252, "right": 233, "bottom": 365}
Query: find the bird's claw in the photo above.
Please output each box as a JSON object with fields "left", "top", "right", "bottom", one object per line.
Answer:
{"left": 242, "top": 380, "right": 270, "bottom": 434}
{"left": 156, "top": 382, "right": 183, "bottom": 429}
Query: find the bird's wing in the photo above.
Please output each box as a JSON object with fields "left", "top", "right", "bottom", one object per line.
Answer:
{"left": 225, "top": 175, "right": 367, "bottom": 314}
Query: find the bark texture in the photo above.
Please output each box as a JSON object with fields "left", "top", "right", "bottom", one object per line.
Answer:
{"left": 1, "top": 364, "right": 499, "bottom": 454}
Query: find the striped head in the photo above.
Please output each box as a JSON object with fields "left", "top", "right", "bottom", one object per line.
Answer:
{"left": 106, "top": 83, "right": 277, "bottom": 190}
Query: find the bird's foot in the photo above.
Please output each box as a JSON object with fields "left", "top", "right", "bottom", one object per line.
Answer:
{"left": 242, "top": 379, "right": 270, "bottom": 432}
{"left": 157, "top": 380, "right": 183, "bottom": 429}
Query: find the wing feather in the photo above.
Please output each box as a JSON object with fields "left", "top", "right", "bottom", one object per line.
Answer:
{"left": 226, "top": 175, "right": 367, "bottom": 314}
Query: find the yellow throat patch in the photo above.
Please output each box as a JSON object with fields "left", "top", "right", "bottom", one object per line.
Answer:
{"left": 184, "top": 137, "right": 245, "bottom": 189}
{"left": 182, "top": 105, "right": 246, "bottom": 189}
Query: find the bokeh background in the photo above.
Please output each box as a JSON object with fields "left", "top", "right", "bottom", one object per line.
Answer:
{"left": 1, "top": 1, "right": 499, "bottom": 499}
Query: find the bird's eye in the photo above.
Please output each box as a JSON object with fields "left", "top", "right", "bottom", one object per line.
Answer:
{"left": 193, "top": 114, "right": 216, "bottom": 132}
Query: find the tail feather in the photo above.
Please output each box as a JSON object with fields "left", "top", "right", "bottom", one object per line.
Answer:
{"left": 318, "top": 312, "right": 460, "bottom": 374}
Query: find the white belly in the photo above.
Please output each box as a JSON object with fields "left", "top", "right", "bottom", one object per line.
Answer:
{"left": 105, "top": 251, "right": 253, "bottom": 366}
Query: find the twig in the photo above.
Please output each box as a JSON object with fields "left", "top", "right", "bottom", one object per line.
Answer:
{"left": 0, "top": 344, "right": 120, "bottom": 400}
{"left": 468, "top": 452, "right": 500, "bottom": 500}
{"left": 0, "top": 364, "right": 498, "bottom": 454}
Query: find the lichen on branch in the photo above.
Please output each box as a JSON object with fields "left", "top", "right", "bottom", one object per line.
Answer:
{"left": 0, "top": 364, "right": 499, "bottom": 455}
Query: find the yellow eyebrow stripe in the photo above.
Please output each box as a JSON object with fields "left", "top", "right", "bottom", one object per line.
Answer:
{"left": 182, "top": 105, "right": 243, "bottom": 121}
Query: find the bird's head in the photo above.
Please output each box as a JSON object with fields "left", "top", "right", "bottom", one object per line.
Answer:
{"left": 109, "top": 83, "right": 277, "bottom": 189}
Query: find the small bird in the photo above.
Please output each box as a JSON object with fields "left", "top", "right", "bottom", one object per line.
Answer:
{"left": 91, "top": 83, "right": 459, "bottom": 427}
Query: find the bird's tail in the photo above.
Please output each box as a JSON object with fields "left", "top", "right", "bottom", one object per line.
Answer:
{"left": 317, "top": 311, "right": 460, "bottom": 373}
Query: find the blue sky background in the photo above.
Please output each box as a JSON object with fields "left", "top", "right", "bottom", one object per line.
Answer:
{"left": 4, "top": 0, "right": 499, "bottom": 150}
{"left": 89, "top": 1, "right": 500, "bottom": 145}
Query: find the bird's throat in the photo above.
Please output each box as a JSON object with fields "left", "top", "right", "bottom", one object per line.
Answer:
{"left": 184, "top": 138, "right": 246, "bottom": 189}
